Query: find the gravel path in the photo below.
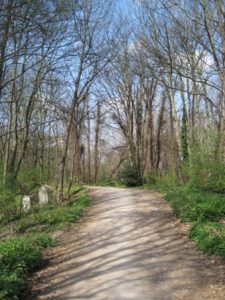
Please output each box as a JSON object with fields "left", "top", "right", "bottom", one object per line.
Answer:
{"left": 28, "top": 187, "right": 225, "bottom": 299}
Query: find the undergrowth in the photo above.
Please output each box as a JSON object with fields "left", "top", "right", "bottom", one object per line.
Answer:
{"left": 0, "top": 187, "right": 89, "bottom": 300}
{"left": 145, "top": 175, "right": 225, "bottom": 259}
{"left": 0, "top": 233, "right": 53, "bottom": 300}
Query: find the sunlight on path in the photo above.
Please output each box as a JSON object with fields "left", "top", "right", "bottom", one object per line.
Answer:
{"left": 29, "top": 187, "right": 225, "bottom": 300}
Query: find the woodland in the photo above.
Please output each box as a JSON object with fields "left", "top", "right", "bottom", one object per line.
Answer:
{"left": 1, "top": 0, "right": 225, "bottom": 197}
{"left": 1, "top": 0, "right": 225, "bottom": 299}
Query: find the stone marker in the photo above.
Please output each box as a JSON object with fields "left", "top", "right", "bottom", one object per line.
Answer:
{"left": 23, "top": 196, "right": 31, "bottom": 212}
{"left": 38, "top": 186, "right": 49, "bottom": 205}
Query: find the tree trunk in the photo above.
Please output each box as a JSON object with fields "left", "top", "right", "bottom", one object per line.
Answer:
{"left": 94, "top": 102, "right": 101, "bottom": 183}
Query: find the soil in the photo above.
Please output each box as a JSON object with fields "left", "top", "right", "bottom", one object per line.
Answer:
{"left": 27, "top": 187, "right": 225, "bottom": 300}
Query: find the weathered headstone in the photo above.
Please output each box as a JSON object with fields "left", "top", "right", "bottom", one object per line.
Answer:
{"left": 23, "top": 196, "right": 31, "bottom": 212}
{"left": 43, "top": 185, "right": 54, "bottom": 202}
{"left": 38, "top": 186, "right": 49, "bottom": 205}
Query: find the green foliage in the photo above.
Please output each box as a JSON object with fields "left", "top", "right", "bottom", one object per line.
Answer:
{"left": 0, "top": 188, "right": 89, "bottom": 299}
{"left": 96, "top": 176, "right": 127, "bottom": 188}
{"left": 0, "top": 233, "right": 53, "bottom": 300}
{"left": 189, "top": 153, "right": 225, "bottom": 192}
{"left": 146, "top": 130, "right": 225, "bottom": 258}
{"left": 17, "top": 167, "right": 40, "bottom": 194}
{"left": 0, "top": 234, "right": 53, "bottom": 271}
{"left": 165, "top": 188, "right": 225, "bottom": 222}
{"left": 144, "top": 173, "right": 180, "bottom": 192}
{"left": 97, "top": 177, "right": 116, "bottom": 187}
{"left": 68, "top": 185, "right": 83, "bottom": 194}
{"left": 185, "top": 133, "right": 225, "bottom": 192}
{"left": 0, "top": 167, "right": 42, "bottom": 224}
{"left": 189, "top": 222, "right": 225, "bottom": 257}
{"left": 0, "top": 187, "right": 21, "bottom": 224}
{"left": 156, "top": 183, "right": 225, "bottom": 258}
{"left": 16, "top": 191, "right": 89, "bottom": 233}
{"left": 0, "top": 270, "right": 25, "bottom": 300}
{"left": 145, "top": 171, "right": 159, "bottom": 185}
{"left": 63, "top": 184, "right": 83, "bottom": 194}
{"left": 118, "top": 164, "right": 143, "bottom": 187}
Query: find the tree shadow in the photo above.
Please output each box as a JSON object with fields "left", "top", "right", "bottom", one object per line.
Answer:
{"left": 27, "top": 187, "right": 225, "bottom": 300}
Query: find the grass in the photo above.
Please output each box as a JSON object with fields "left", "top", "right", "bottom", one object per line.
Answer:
{"left": 0, "top": 233, "right": 54, "bottom": 300}
{"left": 96, "top": 178, "right": 126, "bottom": 188}
{"left": 160, "top": 187, "right": 225, "bottom": 222}
{"left": 0, "top": 187, "right": 90, "bottom": 300}
{"left": 15, "top": 190, "right": 89, "bottom": 234}
{"left": 189, "top": 221, "right": 225, "bottom": 257}
{"left": 145, "top": 179, "right": 225, "bottom": 258}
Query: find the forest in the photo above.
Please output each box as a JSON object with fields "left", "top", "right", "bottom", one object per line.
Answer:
{"left": 1, "top": 0, "right": 225, "bottom": 299}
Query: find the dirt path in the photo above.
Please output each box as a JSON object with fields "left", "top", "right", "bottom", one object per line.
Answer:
{"left": 28, "top": 187, "right": 225, "bottom": 300}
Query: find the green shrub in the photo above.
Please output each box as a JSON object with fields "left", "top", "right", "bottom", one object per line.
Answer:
{"left": 68, "top": 185, "right": 83, "bottom": 194}
{"left": 146, "top": 171, "right": 159, "bottom": 185}
{"left": 97, "top": 177, "right": 115, "bottom": 186}
{"left": 15, "top": 216, "right": 38, "bottom": 233}
{"left": 165, "top": 188, "right": 225, "bottom": 223}
{"left": 158, "top": 183, "right": 225, "bottom": 258}
{"left": 36, "top": 207, "right": 76, "bottom": 225}
{"left": 196, "top": 197, "right": 225, "bottom": 221}
{"left": 144, "top": 173, "right": 180, "bottom": 192}
{"left": 0, "top": 188, "right": 89, "bottom": 299}
{"left": 0, "top": 234, "right": 53, "bottom": 272}
{"left": 189, "top": 222, "right": 225, "bottom": 257}
{"left": 187, "top": 140, "right": 225, "bottom": 192}
{"left": 0, "top": 269, "right": 26, "bottom": 300}
{"left": 0, "top": 188, "right": 21, "bottom": 224}
{"left": 118, "top": 164, "right": 143, "bottom": 187}
{"left": 190, "top": 158, "right": 225, "bottom": 192}
{"left": 0, "top": 233, "right": 53, "bottom": 299}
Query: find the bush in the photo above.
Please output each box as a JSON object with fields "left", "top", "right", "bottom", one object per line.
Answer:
{"left": 165, "top": 188, "right": 225, "bottom": 222}
{"left": 0, "top": 270, "right": 26, "bottom": 300}
{"left": 144, "top": 173, "right": 180, "bottom": 192}
{"left": 97, "top": 177, "right": 115, "bottom": 187}
{"left": 189, "top": 222, "right": 225, "bottom": 257}
{"left": 190, "top": 157, "right": 225, "bottom": 192}
{"left": 160, "top": 184, "right": 225, "bottom": 258}
{"left": 0, "top": 233, "right": 53, "bottom": 299}
{"left": 187, "top": 139, "right": 225, "bottom": 192}
{"left": 0, "top": 188, "right": 21, "bottom": 224}
{"left": 0, "top": 188, "right": 90, "bottom": 299}
{"left": 118, "top": 164, "right": 143, "bottom": 187}
{"left": 146, "top": 171, "right": 159, "bottom": 185}
{"left": 0, "top": 234, "right": 53, "bottom": 271}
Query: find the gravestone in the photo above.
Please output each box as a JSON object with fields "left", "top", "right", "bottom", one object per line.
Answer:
{"left": 38, "top": 186, "right": 48, "bottom": 205}
{"left": 23, "top": 196, "right": 31, "bottom": 212}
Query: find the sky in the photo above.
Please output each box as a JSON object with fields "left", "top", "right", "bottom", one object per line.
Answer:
{"left": 117, "top": 0, "right": 129, "bottom": 10}
{"left": 116, "top": 0, "right": 134, "bottom": 17}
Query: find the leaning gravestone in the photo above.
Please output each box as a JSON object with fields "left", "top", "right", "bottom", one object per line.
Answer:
{"left": 38, "top": 186, "right": 48, "bottom": 205}
{"left": 23, "top": 196, "right": 31, "bottom": 212}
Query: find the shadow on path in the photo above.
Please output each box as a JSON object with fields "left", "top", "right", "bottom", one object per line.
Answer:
{"left": 27, "top": 187, "right": 225, "bottom": 300}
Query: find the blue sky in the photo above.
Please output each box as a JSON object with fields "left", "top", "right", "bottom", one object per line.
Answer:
{"left": 118, "top": 0, "right": 128, "bottom": 9}
{"left": 117, "top": 0, "right": 132, "bottom": 14}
